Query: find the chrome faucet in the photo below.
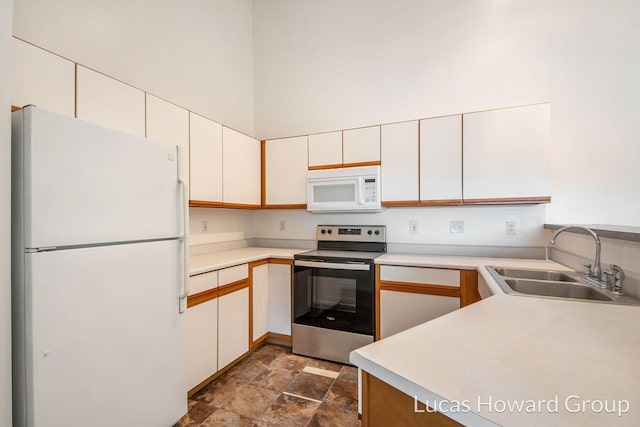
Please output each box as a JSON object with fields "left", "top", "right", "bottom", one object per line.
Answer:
{"left": 549, "top": 225, "right": 605, "bottom": 288}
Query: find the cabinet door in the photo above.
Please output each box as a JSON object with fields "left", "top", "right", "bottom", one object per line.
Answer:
{"left": 265, "top": 136, "right": 308, "bottom": 206}
{"left": 379, "top": 291, "right": 459, "bottom": 339}
{"left": 146, "top": 94, "right": 189, "bottom": 185}
{"left": 12, "top": 39, "right": 75, "bottom": 117}
{"left": 343, "top": 126, "right": 380, "bottom": 164}
{"left": 420, "top": 115, "right": 462, "bottom": 202}
{"left": 218, "top": 287, "right": 249, "bottom": 369}
{"left": 463, "top": 104, "right": 551, "bottom": 201}
{"left": 186, "top": 298, "right": 218, "bottom": 391}
{"left": 308, "top": 131, "right": 342, "bottom": 168}
{"left": 251, "top": 264, "right": 269, "bottom": 342}
{"left": 190, "top": 113, "right": 223, "bottom": 203}
{"left": 267, "top": 263, "right": 292, "bottom": 336}
{"left": 222, "top": 127, "right": 261, "bottom": 206}
{"left": 381, "top": 121, "right": 419, "bottom": 202}
{"left": 76, "top": 66, "right": 145, "bottom": 137}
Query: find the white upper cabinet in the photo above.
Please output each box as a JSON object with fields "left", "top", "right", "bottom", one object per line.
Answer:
{"left": 463, "top": 104, "right": 551, "bottom": 201}
{"left": 343, "top": 126, "right": 380, "bottom": 164}
{"left": 222, "top": 127, "right": 261, "bottom": 206}
{"left": 420, "top": 115, "right": 462, "bottom": 202}
{"left": 76, "top": 66, "right": 145, "bottom": 137}
{"left": 189, "top": 113, "right": 223, "bottom": 203}
{"left": 145, "top": 94, "right": 189, "bottom": 184}
{"left": 12, "top": 39, "right": 75, "bottom": 117}
{"left": 381, "top": 121, "right": 419, "bottom": 202}
{"left": 265, "top": 136, "right": 308, "bottom": 205}
{"left": 308, "top": 131, "right": 342, "bottom": 168}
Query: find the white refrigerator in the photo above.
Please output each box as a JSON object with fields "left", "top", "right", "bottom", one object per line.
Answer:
{"left": 11, "top": 106, "right": 188, "bottom": 427}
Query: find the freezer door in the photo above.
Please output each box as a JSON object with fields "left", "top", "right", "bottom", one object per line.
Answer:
{"left": 17, "top": 107, "right": 181, "bottom": 248}
{"left": 16, "top": 240, "right": 186, "bottom": 427}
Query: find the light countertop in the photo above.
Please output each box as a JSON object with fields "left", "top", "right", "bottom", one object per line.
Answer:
{"left": 353, "top": 255, "right": 640, "bottom": 426}
{"left": 189, "top": 247, "right": 306, "bottom": 275}
{"left": 189, "top": 247, "right": 640, "bottom": 425}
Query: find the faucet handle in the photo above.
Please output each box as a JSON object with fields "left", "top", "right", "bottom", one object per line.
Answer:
{"left": 583, "top": 262, "right": 593, "bottom": 277}
{"left": 603, "top": 269, "right": 615, "bottom": 290}
{"left": 609, "top": 265, "right": 625, "bottom": 295}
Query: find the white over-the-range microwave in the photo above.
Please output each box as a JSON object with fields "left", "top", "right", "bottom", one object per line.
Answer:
{"left": 307, "top": 165, "right": 382, "bottom": 212}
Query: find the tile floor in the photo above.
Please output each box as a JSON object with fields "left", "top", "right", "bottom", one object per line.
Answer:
{"left": 175, "top": 344, "right": 361, "bottom": 427}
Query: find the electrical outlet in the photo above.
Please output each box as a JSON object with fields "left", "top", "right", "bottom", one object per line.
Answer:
{"left": 280, "top": 220, "right": 286, "bottom": 231}
{"left": 409, "top": 220, "right": 418, "bottom": 234}
{"left": 506, "top": 221, "right": 517, "bottom": 235}
{"left": 201, "top": 220, "right": 208, "bottom": 232}
{"left": 450, "top": 220, "right": 464, "bottom": 234}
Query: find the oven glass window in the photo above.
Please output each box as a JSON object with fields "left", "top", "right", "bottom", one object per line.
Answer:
{"left": 294, "top": 264, "right": 374, "bottom": 335}
{"left": 313, "top": 183, "right": 356, "bottom": 203}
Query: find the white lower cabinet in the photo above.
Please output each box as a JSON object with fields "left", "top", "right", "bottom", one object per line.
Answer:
{"left": 218, "top": 287, "right": 249, "bottom": 369}
{"left": 251, "top": 262, "right": 292, "bottom": 344}
{"left": 267, "top": 263, "right": 292, "bottom": 336}
{"left": 379, "top": 290, "right": 459, "bottom": 339}
{"left": 185, "top": 298, "right": 218, "bottom": 391}
{"left": 252, "top": 264, "right": 269, "bottom": 342}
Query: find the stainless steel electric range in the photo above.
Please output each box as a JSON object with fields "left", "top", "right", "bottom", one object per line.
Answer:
{"left": 292, "top": 225, "right": 386, "bottom": 364}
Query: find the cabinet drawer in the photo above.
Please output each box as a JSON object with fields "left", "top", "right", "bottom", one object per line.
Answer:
{"left": 379, "top": 265, "right": 460, "bottom": 287}
{"left": 218, "top": 264, "right": 249, "bottom": 286}
{"left": 189, "top": 271, "right": 218, "bottom": 295}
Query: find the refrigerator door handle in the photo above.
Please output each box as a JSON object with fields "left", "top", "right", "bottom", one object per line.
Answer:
{"left": 177, "top": 146, "right": 189, "bottom": 313}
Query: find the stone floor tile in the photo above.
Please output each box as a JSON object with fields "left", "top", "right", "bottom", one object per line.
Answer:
{"left": 193, "top": 375, "right": 243, "bottom": 407}
{"left": 307, "top": 403, "right": 361, "bottom": 427}
{"left": 305, "top": 358, "right": 345, "bottom": 373}
{"left": 324, "top": 375, "right": 359, "bottom": 412}
{"left": 182, "top": 400, "right": 217, "bottom": 424}
{"left": 200, "top": 408, "right": 258, "bottom": 427}
{"left": 260, "top": 393, "right": 320, "bottom": 427}
{"left": 285, "top": 371, "right": 336, "bottom": 401}
{"left": 221, "top": 384, "right": 281, "bottom": 419}
{"left": 250, "top": 367, "right": 297, "bottom": 392}
{"left": 269, "top": 352, "right": 310, "bottom": 372}
{"left": 223, "top": 356, "right": 268, "bottom": 384}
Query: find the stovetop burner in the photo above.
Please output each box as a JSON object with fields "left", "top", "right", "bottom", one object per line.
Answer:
{"left": 294, "top": 225, "right": 387, "bottom": 262}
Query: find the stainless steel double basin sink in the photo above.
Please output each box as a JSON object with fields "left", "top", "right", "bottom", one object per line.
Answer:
{"left": 486, "top": 266, "right": 640, "bottom": 305}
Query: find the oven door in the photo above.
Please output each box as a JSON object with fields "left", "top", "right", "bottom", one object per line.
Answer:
{"left": 293, "top": 259, "right": 374, "bottom": 336}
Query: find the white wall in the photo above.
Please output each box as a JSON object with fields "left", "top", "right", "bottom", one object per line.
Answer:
{"left": 13, "top": 0, "right": 255, "bottom": 135}
{"left": 253, "top": 205, "right": 547, "bottom": 248}
{"left": 189, "top": 208, "right": 254, "bottom": 247}
{"left": 253, "top": 0, "right": 640, "bottom": 227}
{"left": 1, "top": 0, "right": 13, "bottom": 423}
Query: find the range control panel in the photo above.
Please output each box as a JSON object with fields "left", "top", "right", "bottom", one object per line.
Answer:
{"left": 316, "top": 225, "right": 386, "bottom": 243}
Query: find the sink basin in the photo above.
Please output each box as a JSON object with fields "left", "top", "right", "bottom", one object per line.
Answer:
{"left": 486, "top": 266, "right": 640, "bottom": 305}
{"left": 504, "top": 279, "right": 611, "bottom": 301}
{"left": 493, "top": 268, "right": 578, "bottom": 282}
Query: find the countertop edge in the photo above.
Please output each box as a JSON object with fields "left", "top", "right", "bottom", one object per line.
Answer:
{"left": 349, "top": 352, "right": 500, "bottom": 427}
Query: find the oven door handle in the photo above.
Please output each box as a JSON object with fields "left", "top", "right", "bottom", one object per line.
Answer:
{"left": 294, "top": 260, "right": 371, "bottom": 271}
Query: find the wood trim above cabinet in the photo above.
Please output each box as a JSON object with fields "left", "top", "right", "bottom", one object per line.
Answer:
{"left": 218, "top": 279, "right": 249, "bottom": 297}
{"left": 11, "top": 105, "right": 22, "bottom": 112}
{"left": 308, "top": 160, "right": 381, "bottom": 171}
{"left": 219, "top": 202, "right": 262, "bottom": 210}
{"left": 189, "top": 200, "right": 224, "bottom": 208}
{"left": 262, "top": 204, "right": 308, "bottom": 210}
{"left": 381, "top": 199, "right": 463, "bottom": 207}
{"left": 463, "top": 196, "right": 551, "bottom": 205}
{"left": 187, "top": 288, "right": 218, "bottom": 308}
{"left": 379, "top": 282, "right": 460, "bottom": 298}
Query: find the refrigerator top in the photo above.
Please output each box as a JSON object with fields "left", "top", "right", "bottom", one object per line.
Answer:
{"left": 13, "top": 107, "right": 184, "bottom": 250}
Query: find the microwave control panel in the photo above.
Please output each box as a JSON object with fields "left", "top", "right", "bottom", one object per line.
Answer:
{"left": 363, "top": 177, "right": 378, "bottom": 203}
